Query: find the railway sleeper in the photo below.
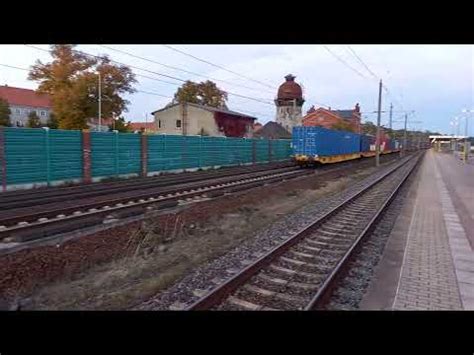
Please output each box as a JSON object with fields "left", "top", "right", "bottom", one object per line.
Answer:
{"left": 269, "top": 264, "right": 325, "bottom": 280}
{"left": 257, "top": 272, "right": 319, "bottom": 290}
{"left": 310, "top": 235, "right": 352, "bottom": 245}
{"left": 241, "top": 284, "right": 307, "bottom": 305}
{"left": 305, "top": 239, "right": 350, "bottom": 250}
{"left": 222, "top": 296, "right": 277, "bottom": 311}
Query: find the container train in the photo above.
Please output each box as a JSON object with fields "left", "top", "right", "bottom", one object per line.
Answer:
{"left": 292, "top": 126, "right": 402, "bottom": 165}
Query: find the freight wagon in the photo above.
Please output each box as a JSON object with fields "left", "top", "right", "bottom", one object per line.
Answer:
{"left": 292, "top": 126, "right": 361, "bottom": 164}
{"left": 360, "top": 134, "right": 376, "bottom": 157}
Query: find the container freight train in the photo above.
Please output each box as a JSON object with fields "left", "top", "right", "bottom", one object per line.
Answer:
{"left": 292, "top": 126, "right": 400, "bottom": 165}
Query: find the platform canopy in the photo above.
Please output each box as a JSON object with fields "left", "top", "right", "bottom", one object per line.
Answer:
{"left": 429, "top": 135, "right": 467, "bottom": 143}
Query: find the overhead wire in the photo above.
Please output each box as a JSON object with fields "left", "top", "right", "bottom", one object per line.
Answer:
{"left": 162, "top": 45, "right": 277, "bottom": 90}
{"left": 99, "top": 45, "right": 276, "bottom": 95}
{"left": 24, "top": 45, "right": 275, "bottom": 107}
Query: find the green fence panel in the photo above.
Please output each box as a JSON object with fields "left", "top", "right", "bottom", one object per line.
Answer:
{"left": 146, "top": 134, "right": 291, "bottom": 174}
{"left": 255, "top": 139, "right": 269, "bottom": 162}
{"left": 49, "top": 129, "right": 83, "bottom": 181}
{"left": 182, "top": 136, "right": 201, "bottom": 169}
{"left": 272, "top": 139, "right": 292, "bottom": 161}
{"left": 4, "top": 129, "right": 292, "bottom": 186}
{"left": 117, "top": 133, "right": 141, "bottom": 175}
{"left": 147, "top": 135, "right": 184, "bottom": 172}
{"left": 91, "top": 132, "right": 118, "bottom": 177}
{"left": 4, "top": 128, "right": 47, "bottom": 185}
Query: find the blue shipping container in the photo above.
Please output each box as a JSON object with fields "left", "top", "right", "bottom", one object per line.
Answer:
{"left": 292, "top": 126, "right": 361, "bottom": 157}
{"left": 360, "top": 134, "right": 376, "bottom": 153}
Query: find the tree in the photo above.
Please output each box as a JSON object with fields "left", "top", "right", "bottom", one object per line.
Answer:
{"left": 28, "top": 45, "right": 136, "bottom": 130}
{"left": 26, "top": 111, "right": 42, "bottom": 128}
{"left": 109, "top": 116, "right": 131, "bottom": 133}
{"left": 332, "top": 119, "right": 356, "bottom": 133}
{"left": 361, "top": 121, "right": 377, "bottom": 136}
{"left": 0, "top": 97, "right": 11, "bottom": 127}
{"left": 46, "top": 112, "right": 59, "bottom": 129}
{"left": 172, "top": 80, "right": 228, "bottom": 108}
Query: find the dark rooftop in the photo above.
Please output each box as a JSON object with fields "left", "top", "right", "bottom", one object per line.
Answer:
{"left": 254, "top": 121, "right": 292, "bottom": 139}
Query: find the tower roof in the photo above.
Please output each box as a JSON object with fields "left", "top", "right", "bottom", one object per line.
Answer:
{"left": 277, "top": 74, "right": 303, "bottom": 100}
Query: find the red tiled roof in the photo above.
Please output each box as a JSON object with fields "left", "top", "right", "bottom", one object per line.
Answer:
{"left": 0, "top": 85, "right": 51, "bottom": 108}
{"left": 87, "top": 117, "right": 115, "bottom": 126}
{"left": 129, "top": 122, "right": 156, "bottom": 131}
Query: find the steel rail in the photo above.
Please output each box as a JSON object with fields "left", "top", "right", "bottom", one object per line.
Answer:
{"left": 0, "top": 163, "right": 295, "bottom": 209}
{"left": 304, "top": 152, "right": 422, "bottom": 309}
{"left": 186, "top": 152, "right": 421, "bottom": 310}
{"left": 0, "top": 167, "right": 314, "bottom": 242}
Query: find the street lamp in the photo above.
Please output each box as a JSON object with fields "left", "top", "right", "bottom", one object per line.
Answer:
{"left": 461, "top": 109, "right": 473, "bottom": 162}
{"left": 461, "top": 109, "right": 473, "bottom": 136}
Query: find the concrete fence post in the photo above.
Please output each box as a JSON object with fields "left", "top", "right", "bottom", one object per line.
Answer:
{"left": 0, "top": 127, "right": 6, "bottom": 192}
{"left": 43, "top": 127, "right": 51, "bottom": 186}
{"left": 252, "top": 139, "right": 256, "bottom": 165}
{"left": 82, "top": 130, "right": 92, "bottom": 183}
{"left": 268, "top": 139, "right": 273, "bottom": 163}
{"left": 141, "top": 133, "right": 148, "bottom": 177}
{"left": 113, "top": 130, "right": 119, "bottom": 177}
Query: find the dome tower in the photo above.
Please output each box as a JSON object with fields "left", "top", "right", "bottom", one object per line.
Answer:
{"left": 274, "top": 74, "right": 305, "bottom": 132}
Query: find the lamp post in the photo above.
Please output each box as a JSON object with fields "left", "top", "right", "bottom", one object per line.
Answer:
{"left": 461, "top": 109, "right": 473, "bottom": 162}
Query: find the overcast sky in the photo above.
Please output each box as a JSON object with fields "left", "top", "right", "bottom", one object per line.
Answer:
{"left": 1, "top": 45, "right": 473, "bottom": 135}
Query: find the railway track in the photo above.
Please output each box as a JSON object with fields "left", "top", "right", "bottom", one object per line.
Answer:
{"left": 0, "top": 165, "right": 314, "bottom": 243}
{"left": 0, "top": 153, "right": 403, "bottom": 245}
{"left": 187, "top": 152, "right": 423, "bottom": 310}
{"left": 0, "top": 162, "right": 294, "bottom": 210}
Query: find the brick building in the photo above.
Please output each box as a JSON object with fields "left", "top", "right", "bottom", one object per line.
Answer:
{"left": 302, "top": 103, "right": 362, "bottom": 133}
{"left": 0, "top": 85, "right": 52, "bottom": 127}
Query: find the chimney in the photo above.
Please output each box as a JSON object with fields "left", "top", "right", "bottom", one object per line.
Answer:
{"left": 355, "top": 103, "right": 360, "bottom": 113}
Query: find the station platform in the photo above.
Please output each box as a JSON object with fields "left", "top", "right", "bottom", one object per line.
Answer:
{"left": 361, "top": 150, "right": 474, "bottom": 310}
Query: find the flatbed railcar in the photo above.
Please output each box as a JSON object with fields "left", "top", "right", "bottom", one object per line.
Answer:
{"left": 292, "top": 126, "right": 361, "bottom": 165}
{"left": 292, "top": 127, "right": 402, "bottom": 166}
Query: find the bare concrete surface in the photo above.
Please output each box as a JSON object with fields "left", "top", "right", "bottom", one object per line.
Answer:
{"left": 361, "top": 150, "right": 474, "bottom": 310}
{"left": 435, "top": 152, "right": 474, "bottom": 249}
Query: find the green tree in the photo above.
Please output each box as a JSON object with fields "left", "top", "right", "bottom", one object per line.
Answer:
{"left": 172, "top": 80, "right": 228, "bottom": 108}
{"left": 361, "top": 121, "right": 377, "bottom": 136}
{"left": 109, "top": 117, "right": 131, "bottom": 132}
{"left": 26, "top": 111, "right": 42, "bottom": 128}
{"left": 46, "top": 112, "right": 59, "bottom": 129}
{"left": 0, "top": 97, "right": 11, "bottom": 127}
{"left": 332, "top": 120, "right": 355, "bottom": 133}
{"left": 28, "top": 45, "right": 136, "bottom": 130}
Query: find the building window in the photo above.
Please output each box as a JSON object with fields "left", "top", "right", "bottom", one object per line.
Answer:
{"left": 158, "top": 120, "right": 161, "bottom": 128}
{"left": 15, "top": 108, "right": 20, "bottom": 114}
{"left": 41, "top": 111, "right": 46, "bottom": 116}
{"left": 176, "top": 120, "right": 182, "bottom": 128}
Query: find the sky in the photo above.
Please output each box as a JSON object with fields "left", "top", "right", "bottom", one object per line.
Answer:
{"left": 0, "top": 45, "right": 473, "bottom": 135}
